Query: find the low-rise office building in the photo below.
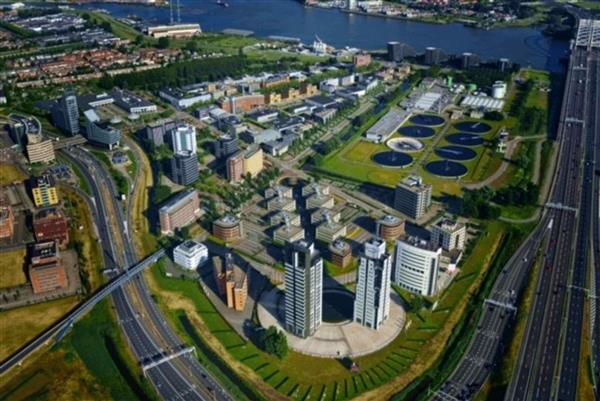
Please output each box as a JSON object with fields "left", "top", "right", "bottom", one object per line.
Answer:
{"left": 376, "top": 215, "right": 405, "bottom": 241}
{"left": 26, "top": 134, "right": 55, "bottom": 164}
{"left": 0, "top": 204, "right": 14, "bottom": 239}
{"left": 111, "top": 89, "right": 157, "bottom": 114}
{"left": 173, "top": 240, "right": 208, "bottom": 270}
{"left": 430, "top": 218, "right": 466, "bottom": 251}
{"left": 84, "top": 109, "right": 122, "bottom": 149}
{"left": 31, "top": 175, "right": 59, "bottom": 208}
{"left": 29, "top": 241, "right": 68, "bottom": 294}
{"left": 394, "top": 237, "right": 442, "bottom": 296}
{"left": 212, "top": 215, "right": 243, "bottom": 242}
{"left": 329, "top": 239, "right": 352, "bottom": 268}
{"left": 159, "top": 190, "right": 202, "bottom": 235}
{"left": 140, "top": 118, "right": 177, "bottom": 147}
{"left": 33, "top": 208, "right": 69, "bottom": 245}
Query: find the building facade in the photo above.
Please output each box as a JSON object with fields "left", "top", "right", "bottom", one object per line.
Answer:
{"left": 394, "top": 175, "right": 432, "bottom": 219}
{"left": 284, "top": 240, "right": 323, "bottom": 338}
{"left": 354, "top": 238, "right": 392, "bottom": 330}
{"left": 394, "top": 237, "right": 442, "bottom": 296}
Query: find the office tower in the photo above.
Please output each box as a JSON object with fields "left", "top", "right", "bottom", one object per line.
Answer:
{"left": 284, "top": 240, "right": 323, "bottom": 338}
{"left": 387, "top": 42, "right": 415, "bottom": 62}
{"left": 424, "top": 47, "right": 442, "bottom": 65}
{"left": 394, "top": 175, "right": 432, "bottom": 220}
{"left": 52, "top": 89, "right": 80, "bottom": 135}
{"left": 354, "top": 238, "right": 392, "bottom": 330}
{"left": 213, "top": 253, "right": 249, "bottom": 312}
{"left": 461, "top": 52, "right": 480, "bottom": 69}
{"left": 170, "top": 124, "right": 197, "bottom": 154}
{"left": 226, "top": 151, "right": 244, "bottom": 183}
{"left": 215, "top": 134, "right": 239, "bottom": 159}
{"left": 498, "top": 58, "right": 511, "bottom": 72}
{"left": 430, "top": 218, "right": 466, "bottom": 251}
{"left": 394, "top": 237, "right": 442, "bottom": 296}
{"left": 169, "top": 152, "right": 199, "bottom": 186}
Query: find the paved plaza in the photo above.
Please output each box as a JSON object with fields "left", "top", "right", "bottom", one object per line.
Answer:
{"left": 257, "top": 287, "right": 406, "bottom": 358}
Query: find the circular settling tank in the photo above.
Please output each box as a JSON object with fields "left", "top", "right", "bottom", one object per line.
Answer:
{"left": 445, "top": 133, "right": 485, "bottom": 146}
{"left": 372, "top": 151, "right": 413, "bottom": 168}
{"left": 322, "top": 290, "right": 355, "bottom": 323}
{"left": 426, "top": 160, "right": 468, "bottom": 178}
{"left": 387, "top": 137, "right": 424, "bottom": 153}
{"left": 398, "top": 125, "right": 435, "bottom": 138}
{"left": 435, "top": 146, "right": 477, "bottom": 161}
{"left": 454, "top": 121, "right": 492, "bottom": 134}
{"left": 409, "top": 114, "right": 445, "bottom": 126}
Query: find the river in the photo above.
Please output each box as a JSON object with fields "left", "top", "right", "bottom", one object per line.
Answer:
{"left": 76, "top": 0, "right": 570, "bottom": 72}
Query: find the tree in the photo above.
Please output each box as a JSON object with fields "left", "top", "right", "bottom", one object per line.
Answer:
{"left": 135, "top": 34, "right": 144, "bottom": 45}
{"left": 257, "top": 326, "right": 288, "bottom": 359}
{"left": 157, "top": 37, "right": 170, "bottom": 49}
{"left": 185, "top": 40, "right": 198, "bottom": 52}
{"left": 101, "top": 21, "right": 113, "bottom": 33}
{"left": 98, "top": 74, "right": 115, "bottom": 90}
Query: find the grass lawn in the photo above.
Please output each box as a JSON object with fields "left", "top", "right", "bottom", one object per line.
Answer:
{"left": 0, "top": 163, "right": 27, "bottom": 185}
{"left": 0, "top": 296, "right": 78, "bottom": 361}
{"left": 0, "top": 249, "right": 27, "bottom": 289}
{"left": 147, "top": 221, "right": 507, "bottom": 401}
{"left": 500, "top": 204, "right": 539, "bottom": 220}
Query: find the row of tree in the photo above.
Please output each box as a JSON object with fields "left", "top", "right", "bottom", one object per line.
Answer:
{"left": 462, "top": 182, "right": 539, "bottom": 219}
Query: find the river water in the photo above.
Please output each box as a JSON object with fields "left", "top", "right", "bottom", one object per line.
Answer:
{"left": 77, "top": 0, "right": 570, "bottom": 71}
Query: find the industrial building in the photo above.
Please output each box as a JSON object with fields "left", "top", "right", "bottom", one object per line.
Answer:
{"left": 33, "top": 208, "right": 69, "bottom": 245}
{"left": 430, "top": 218, "right": 466, "bottom": 251}
{"left": 213, "top": 253, "right": 249, "bottom": 312}
{"left": 284, "top": 240, "right": 323, "bottom": 338}
{"left": 394, "top": 175, "right": 432, "bottom": 220}
{"left": 365, "top": 108, "right": 410, "bottom": 143}
{"left": 394, "top": 237, "right": 442, "bottom": 296}
{"left": 173, "top": 240, "right": 208, "bottom": 270}
{"left": 158, "top": 189, "right": 202, "bottom": 235}
{"left": 30, "top": 175, "right": 59, "bottom": 208}
{"left": 354, "top": 238, "right": 392, "bottom": 330}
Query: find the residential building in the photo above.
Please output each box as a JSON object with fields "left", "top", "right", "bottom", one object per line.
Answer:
{"left": 226, "top": 152, "right": 245, "bottom": 183}
{"left": 51, "top": 89, "right": 79, "bottom": 135}
{"left": 394, "top": 175, "right": 432, "bottom": 219}
{"left": 243, "top": 146, "right": 264, "bottom": 178}
{"left": 29, "top": 241, "right": 68, "bottom": 294}
{"left": 213, "top": 253, "right": 248, "bottom": 312}
{"left": 33, "top": 208, "right": 69, "bottom": 245}
{"left": 284, "top": 240, "right": 323, "bottom": 338}
{"left": 376, "top": 215, "right": 405, "bottom": 241}
{"left": 394, "top": 237, "right": 442, "bottom": 296}
{"left": 430, "top": 218, "right": 466, "bottom": 251}
{"left": 31, "top": 175, "right": 59, "bottom": 208}
{"left": 84, "top": 109, "right": 122, "bottom": 149}
{"left": 0, "top": 204, "right": 14, "bottom": 239}
{"left": 329, "top": 239, "right": 352, "bottom": 268}
{"left": 354, "top": 238, "right": 392, "bottom": 330}
{"left": 170, "top": 124, "right": 197, "bottom": 154}
{"left": 173, "top": 240, "right": 208, "bottom": 270}
{"left": 212, "top": 215, "right": 243, "bottom": 242}
{"left": 169, "top": 152, "right": 199, "bottom": 186}
{"left": 158, "top": 189, "right": 202, "bottom": 235}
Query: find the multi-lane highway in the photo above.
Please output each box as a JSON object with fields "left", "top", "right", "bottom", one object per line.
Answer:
{"left": 66, "top": 147, "right": 234, "bottom": 401}
{"left": 505, "top": 17, "right": 600, "bottom": 401}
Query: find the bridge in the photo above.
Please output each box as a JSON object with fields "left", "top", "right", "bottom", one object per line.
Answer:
{"left": 0, "top": 248, "right": 166, "bottom": 376}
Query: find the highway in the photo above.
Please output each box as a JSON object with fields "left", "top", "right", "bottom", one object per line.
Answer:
{"left": 504, "top": 18, "right": 599, "bottom": 401}
{"left": 65, "top": 147, "right": 234, "bottom": 401}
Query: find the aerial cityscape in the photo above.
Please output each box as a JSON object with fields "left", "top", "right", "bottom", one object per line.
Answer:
{"left": 0, "top": 0, "right": 598, "bottom": 401}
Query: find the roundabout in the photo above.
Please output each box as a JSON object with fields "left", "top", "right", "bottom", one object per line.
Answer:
{"left": 454, "top": 121, "right": 492, "bottom": 134}
{"left": 372, "top": 151, "right": 413, "bottom": 168}
{"left": 387, "top": 137, "right": 424, "bottom": 153}
{"left": 426, "top": 160, "right": 468, "bottom": 178}
{"left": 398, "top": 125, "right": 436, "bottom": 138}
{"left": 445, "top": 133, "right": 485, "bottom": 147}
{"left": 435, "top": 146, "right": 477, "bottom": 161}
{"left": 257, "top": 288, "right": 406, "bottom": 358}
{"left": 409, "top": 114, "right": 445, "bottom": 126}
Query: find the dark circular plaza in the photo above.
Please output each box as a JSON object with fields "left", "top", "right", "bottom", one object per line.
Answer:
{"left": 398, "top": 125, "right": 436, "bottom": 138}
{"left": 426, "top": 160, "right": 468, "bottom": 178}
{"left": 445, "top": 133, "right": 485, "bottom": 146}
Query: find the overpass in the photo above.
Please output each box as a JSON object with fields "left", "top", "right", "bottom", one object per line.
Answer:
{"left": 0, "top": 248, "right": 166, "bottom": 376}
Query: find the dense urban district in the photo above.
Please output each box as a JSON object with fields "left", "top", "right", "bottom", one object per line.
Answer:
{"left": 0, "top": 1, "right": 598, "bottom": 401}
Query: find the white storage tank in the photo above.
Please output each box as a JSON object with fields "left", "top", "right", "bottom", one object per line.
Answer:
{"left": 492, "top": 81, "right": 507, "bottom": 99}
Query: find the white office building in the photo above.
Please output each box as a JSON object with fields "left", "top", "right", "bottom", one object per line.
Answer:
{"left": 430, "top": 219, "right": 466, "bottom": 251}
{"left": 394, "top": 237, "right": 442, "bottom": 296}
{"left": 284, "top": 240, "right": 323, "bottom": 338}
{"left": 170, "top": 124, "right": 197, "bottom": 154}
{"left": 354, "top": 238, "right": 392, "bottom": 330}
{"left": 173, "top": 240, "right": 208, "bottom": 270}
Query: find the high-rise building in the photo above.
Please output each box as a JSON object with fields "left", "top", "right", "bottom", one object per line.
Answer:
{"left": 461, "top": 52, "right": 480, "bottom": 69}
{"left": 51, "top": 89, "right": 80, "bottom": 135}
{"left": 394, "top": 237, "right": 442, "bottom": 296}
{"left": 213, "top": 253, "right": 248, "bottom": 312}
{"left": 226, "top": 151, "right": 245, "bottom": 183}
{"left": 140, "top": 118, "right": 177, "bottom": 147}
{"left": 173, "top": 240, "right": 208, "bottom": 270}
{"left": 170, "top": 124, "right": 197, "bottom": 154}
{"left": 31, "top": 175, "right": 59, "bottom": 208}
{"left": 169, "top": 152, "right": 199, "bottom": 185}
{"left": 215, "top": 134, "right": 239, "bottom": 159}
{"left": 354, "top": 238, "right": 392, "bottom": 330}
{"left": 387, "top": 42, "right": 415, "bottom": 62}
{"left": 424, "top": 47, "right": 442, "bottom": 65}
{"left": 430, "top": 218, "right": 466, "bottom": 251}
{"left": 394, "top": 175, "right": 432, "bottom": 220}
{"left": 284, "top": 240, "right": 323, "bottom": 338}
{"left": 158, "top": 189, "right": 202, "bottom": 235}
{"left": 243, "top": 146, "right": 264, "bottom": 178}
{"left": 347, "top": 0, "right": 357, "bottom": 10}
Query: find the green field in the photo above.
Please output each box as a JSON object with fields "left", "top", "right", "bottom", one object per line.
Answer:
{"left": 149, "top": 221, "right": 507, "bottom": 400}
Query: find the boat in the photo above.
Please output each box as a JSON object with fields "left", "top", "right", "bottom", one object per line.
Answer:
{"left": 216, "top": 0, "right": 229, "bottom": 6}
